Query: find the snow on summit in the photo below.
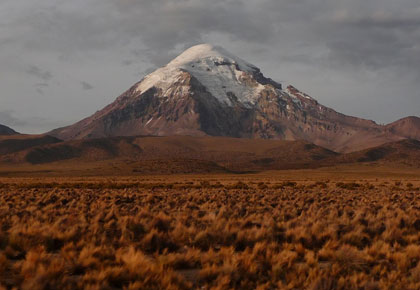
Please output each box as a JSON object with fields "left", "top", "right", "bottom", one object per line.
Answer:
{"left": 167, "top": 44, "right": 258, "bottom": 72}
{"left": 136, "top": 44, "right": 266, "bottom": 107}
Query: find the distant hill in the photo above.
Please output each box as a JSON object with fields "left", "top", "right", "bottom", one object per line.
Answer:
{"left": 0, "top": 135, "right": 337, "bottom": 172}
{"left": 385, "top": 116, "right": 420, "bottom": 140}
{"left": 336, "top": 139, "right": 420, "bottom": 168}
{"left": 0, "top": 135, "right": 61, "bottom": 156}
{"left": 0, "top": 124, "right": 19, "bottom": 136}
{"left": 1, "top": 135, "right": 419, "bottom": 174}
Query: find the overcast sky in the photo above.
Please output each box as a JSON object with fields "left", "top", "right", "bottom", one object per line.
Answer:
{"left": 1, "top": 0, "right": 419, "bottom": 133}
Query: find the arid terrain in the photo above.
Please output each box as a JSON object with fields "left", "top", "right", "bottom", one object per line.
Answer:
{"left": 0, "top": 166, "right": 420, "bottom": 289}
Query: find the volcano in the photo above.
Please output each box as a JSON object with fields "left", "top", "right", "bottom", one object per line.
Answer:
{"left": 50, "top": 44, "right": 420, "bottom": 153}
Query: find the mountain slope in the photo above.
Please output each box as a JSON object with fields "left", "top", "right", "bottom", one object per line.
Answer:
{"left": 0, "top": 124, "right": 18, "bottom": 135}
{"left": 49, "top": 44, "right": 419, "bottom": 153}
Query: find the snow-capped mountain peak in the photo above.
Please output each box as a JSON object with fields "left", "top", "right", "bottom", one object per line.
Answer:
{"left": 136, "top": 44, "right": 268, "bottom": 107}
{"left": 50, "top": 44, "right": 419, "bottom": 153}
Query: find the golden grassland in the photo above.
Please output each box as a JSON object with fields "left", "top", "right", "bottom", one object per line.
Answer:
{"left": 0, "top": 166, "right": 420, "bottom": 289}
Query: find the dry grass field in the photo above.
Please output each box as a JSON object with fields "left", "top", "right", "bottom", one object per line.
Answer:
{"left": 0, "top": 166, "right": 420, "bottom": 289}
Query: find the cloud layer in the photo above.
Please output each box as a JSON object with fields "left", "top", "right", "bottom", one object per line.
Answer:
{"left": 0, "top": 0, "right": 419, "bottom": 133}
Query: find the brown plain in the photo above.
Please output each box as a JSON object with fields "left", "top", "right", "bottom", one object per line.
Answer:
{"left": 0, "top": 165, "right": 420, "bottom": 289}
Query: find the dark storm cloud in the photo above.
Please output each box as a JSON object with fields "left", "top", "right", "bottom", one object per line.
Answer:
{"left": 0, "top": 0, "right": 419, "bottom": 133}
{"left": 111, "top": 0, "right": 278, "bottom": 66}
{"left": 105, "top": 0, "right": 420, "bottom": 77}
{"left": 5, "top": 0, "right": 419, "bottom": 73}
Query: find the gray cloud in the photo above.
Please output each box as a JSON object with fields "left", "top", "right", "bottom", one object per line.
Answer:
{"left": 0, "top": 110, "right": 69, "bottom": 133}
{"left": 0, "top": 0, "right": 419, "bottom": 133}
{"left": 0, "top": 111, "right": 26, "bottom": 127}
{"left": 109, "top": 0, "right": 279, "bottom": 66}
{"left": 81, "top": 81, "right": 94, "bottom": 90}
{"left": 324, "top": 11, "right": 420, "bottom": 76}
{"left": 25, "top": 65, "right": 53, "bottom": 81}
{"left": 34, "top": 83, "right": 49, "bottom": 95}
{"left": 122, "top": 60, "right": 134, "bottom": 66}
